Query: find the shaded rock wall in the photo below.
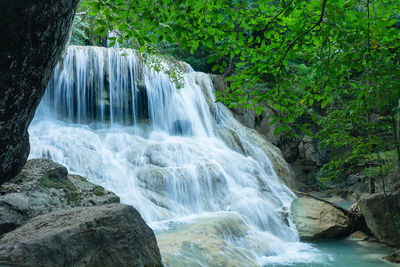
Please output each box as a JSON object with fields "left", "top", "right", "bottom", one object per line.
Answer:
{"left": 0, "top": 0, "right": 80, "bottom": 184}
{"left": 359, "top": 192, "right": 400, "bottom": 246}
{"left": 212, "top": 75, "right": 327, "bottom": 187}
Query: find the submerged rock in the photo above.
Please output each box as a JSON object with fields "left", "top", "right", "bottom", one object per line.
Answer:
{"left": 346, "top": 231, "right": 371, "bottom": 242}
{"left": 136, "top": 158, "right": 230, "bottom": 212}
{"left": 383, "top": 250, "right": 400, "bottom": 263}
{"left": 156, "top": 212, "right": 258, "bottom": 267}
{"left": 0, "top": 159, "right": 119, "bottom": 236}
{"left": 290, "top": 196, "right": 351, "bottom": 240}
{"left": 358, "top": 192, "right": 400, "bottom": 246}
{"left": 0, "top": 204, "right": 162, "bottom": 267}
{"left": 144, "top": 143, "right": 202, "bottom": 167}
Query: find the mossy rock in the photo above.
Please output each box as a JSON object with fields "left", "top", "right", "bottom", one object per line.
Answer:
{"left": 67, "top": 191, "right": 80, "bottom": 203}
{"left": 40, "top": 175, "right": 73, "bottom": 190}
{"left": 78, "top": 176, "right": 88, "bottom": 183}
{"left": 93, "top": 185, "right": 106, "bottom": 196}
{"left": 40, "top": 175, "right": 80, "bottom": 204}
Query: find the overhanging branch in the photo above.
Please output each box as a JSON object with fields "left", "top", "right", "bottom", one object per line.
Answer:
{"left": 277, "top": 0, "right": 328, "bottom": 71}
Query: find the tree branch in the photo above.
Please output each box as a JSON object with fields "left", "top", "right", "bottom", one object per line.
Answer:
{"left": 277, "top": 0, "right": 328, "bottom": 70}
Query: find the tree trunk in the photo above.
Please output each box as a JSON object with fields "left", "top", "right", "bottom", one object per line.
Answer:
{"left": 0, "top": 0, "right": 80, "bottom": 185}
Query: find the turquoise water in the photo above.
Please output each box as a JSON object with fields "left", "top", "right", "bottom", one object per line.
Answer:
{"left": 331, "top": 199, "right": 354, "bottom": 210}
{"left": 273, "top": 239, "right": 396, "bottom": 267}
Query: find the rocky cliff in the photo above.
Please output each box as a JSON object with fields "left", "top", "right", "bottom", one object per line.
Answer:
{"left": 0, "top": 0, "right": 79, "bottom": 184}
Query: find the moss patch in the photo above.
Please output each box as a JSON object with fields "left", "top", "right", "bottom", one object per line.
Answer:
{"left": 68, "top": 191, "right": 80, "bottom": 203}
{"left": 78, "top": 176, "right": 88, "bottom": 182}
{"left": 40, "top": 175, "right": 80, "bottom": 204}
{"left": 93, "top": 185, "right": 106, "bottom": 196}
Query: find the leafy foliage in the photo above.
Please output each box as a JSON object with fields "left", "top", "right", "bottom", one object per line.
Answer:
{"left": 83, "top": 0, "right": 400, "bottom": 182}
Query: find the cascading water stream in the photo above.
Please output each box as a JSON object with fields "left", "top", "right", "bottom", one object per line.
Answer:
{"left": 29, "top": 46, "right": 327, "bottom": 266}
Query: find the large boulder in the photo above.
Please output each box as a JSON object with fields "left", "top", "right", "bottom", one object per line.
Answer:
{"left": 358, "top": 192, "right": 400, "bottom": 246}
{"left": 0, "top": 0, "right": 80, "bottom": 184}
{"left": 290, "top": 196, "right": 351, "bottom": 240}
{"left": 0, "top": 204, "right": 162, "bottom": 266}
{"left": 0, "top": 159, "right": 120, "bottom": 236}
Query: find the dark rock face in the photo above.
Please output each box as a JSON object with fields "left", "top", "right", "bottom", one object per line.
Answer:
{"left": 347, "top": 203, "right": 371, "bottom": 235}
{"left": 171, "top": 120, "right": 192, "bottom": 136}
{"left": 384, "top": 250, "right": 400, "bottom": 263}
{"left": 0, "top": 0, "right": 80, "bottom": 185}
{"left": 0, "top": 204, "right": 163, "bottom": 267}
{"left": 358, "top": 192, "right": 400, "bottom": 246}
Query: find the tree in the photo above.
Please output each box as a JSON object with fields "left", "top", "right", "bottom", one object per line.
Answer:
{"left": 89, "top": 0, "right": 400, "bottom": 181}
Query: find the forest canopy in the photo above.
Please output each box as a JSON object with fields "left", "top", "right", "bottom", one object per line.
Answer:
{"left": 74, "top": 0, "right": 400, "bottom": 185}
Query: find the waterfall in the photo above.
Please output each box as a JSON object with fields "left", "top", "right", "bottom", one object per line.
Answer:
{"left": 29, "top": 46, "right": 326, "bottom": 266}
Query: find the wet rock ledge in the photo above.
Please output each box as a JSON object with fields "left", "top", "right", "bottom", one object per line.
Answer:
{"left": 0, "top": 158, "right": 162, "bottom": 267}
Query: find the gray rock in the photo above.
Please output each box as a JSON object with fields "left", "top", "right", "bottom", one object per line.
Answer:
{"left": 46, "top": 165, "right": 68, "bottom": 180}
{"left": 232, "top": 107, "right": 257, "bottom": 129}
{"left": 0, "top": 159, "right": 119, "bottom": 236}
{"left": 291, "top": 158, "right": 316, "bottom": 185}
{"left": 136, "top": 159, "right": 229, "bottom": 210}
{"left": 247, "top": 130, "right": 298, "bottom": 190}
{"left": 136, "top": 166, "right": 169, "bottom": 192}
{"left": 0, "top": 0, "right": 80, "bottom": 185}
{"left": 347, "top": 174, "right": 362, "bottom": 186}
{"left": 280, "top": 138, "right": 300, "bottom": 164}
{"left": 0, "top": 204, "right": 162, "bottom": 267}
{"left": 144, "top": 143, "right": 201, "bottom": 167}
{"left": 290, "top": 196, "right": 351, "bottom": 240}
{"left": 298, "top": 135, "right": 321, "bottom": 165}
{"left": 346, "top": 231, "right": 371, "bottom": 242}
{"left": 383, "top": 250, "right": 400, "bottom": 264}
{"left": 255, "top": 110, "right": 282, "bottom": 146}
{"left": 358, "top": 192, "right": 400, "bottom": 246}
{"left": 215, "top": 126, "right": 246, "bottom": 155}
{"left": 348, "top": 182, "right": 369, "bottom": 200}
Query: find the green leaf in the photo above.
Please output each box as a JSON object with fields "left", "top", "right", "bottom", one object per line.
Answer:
{"left": 255, "top": 106, "right": 264, "bottom": 115}
{"left": 207, "top": 55, "right": 217, "bottom": 64}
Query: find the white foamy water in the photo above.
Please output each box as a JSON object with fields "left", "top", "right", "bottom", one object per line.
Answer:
{"left": 29, "top": 46, "right": 329, "bottom": 266}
